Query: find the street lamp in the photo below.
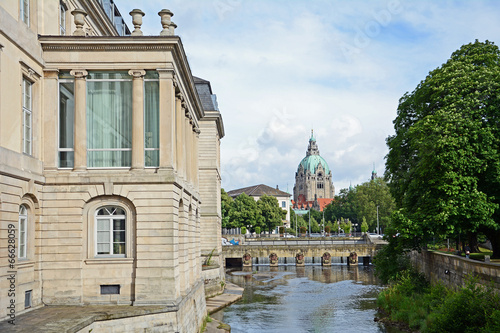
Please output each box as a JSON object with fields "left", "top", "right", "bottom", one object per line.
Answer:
{"left": 377, "top": 205, "right": 380, "bottom": 235}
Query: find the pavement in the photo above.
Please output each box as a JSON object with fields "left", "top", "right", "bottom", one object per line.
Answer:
{"left": 204, "top": 282, "right": 244, "bottom": 333}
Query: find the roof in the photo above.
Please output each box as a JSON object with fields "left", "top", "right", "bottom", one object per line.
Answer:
{"left": 316, "top": 198, "right": 334, "bottom": 211}
{"left": 298, "top": 155, "right": 330, "bottom": 174}
{"left": 227, "top": 184, "right": 291, "bottom": 198}
{"left": 193, "top": 76, "right": 218, "bottom": 111}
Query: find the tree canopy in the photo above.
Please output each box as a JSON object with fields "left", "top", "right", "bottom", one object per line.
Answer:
{"left": 385, "top": 40, "right": 500, "bottom": 257}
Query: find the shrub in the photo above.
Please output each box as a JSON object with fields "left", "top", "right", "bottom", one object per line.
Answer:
{"left": 241, "top": 226, "right": 247, "bottom": 235}
{"left": 300, "top": 226, "right": 307, "bottom": 234}
{"left": 255, "top": 226, "right": 261, "bottom": 234}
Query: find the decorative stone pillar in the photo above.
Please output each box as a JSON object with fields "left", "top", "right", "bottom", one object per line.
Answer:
{"left": 129, "top": 69, "right": 146, "bottom": 170}
{"left": 71, "top": 9, "right": 87, "bottom": 36}
{"left": 175, "top": 94, "right": 185, "bottom": 178}
{"left": 42, "top": 69, "right": 59, "bottom": 171}
{"left": 321, "top": 252, "right": 332, "bottom": 266}
{"left": 70, "top": 70, "right": 88, "bottom": 171}
{"left": 295, "top": 252, "right": 305, "bottom": 267}
{"left": 269, "top": 253, "right": 279, "bottom": 267}
{"left": 157, "top": 68, "right": 176, "bottom": 170}
{"left": 243, "top": 253, "right": 252, "bottom": 267}
{"left": 158, "top": 9, "right": 174, "bottom": 36}
{"left": 129, "top": 9, "right": 145, "bottom": 36}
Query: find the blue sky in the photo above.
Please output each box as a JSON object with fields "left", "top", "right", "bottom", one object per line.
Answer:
{"left": 116, "top": 0, "right": 500, "bottom": 193}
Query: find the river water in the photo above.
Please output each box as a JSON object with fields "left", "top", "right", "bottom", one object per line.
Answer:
{"left": 212, "top": 265, "right": 402, "bottom": 333}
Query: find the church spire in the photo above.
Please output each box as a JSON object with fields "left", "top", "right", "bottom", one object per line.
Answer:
{"left": 306, "top": 131, "right": 319, "bottom": 156}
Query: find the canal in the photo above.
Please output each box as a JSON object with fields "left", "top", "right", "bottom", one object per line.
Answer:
{"left": 212, "top": 265, "right": 402, "bottom": 333}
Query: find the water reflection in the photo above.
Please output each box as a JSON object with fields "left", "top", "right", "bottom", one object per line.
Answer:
{"left": 214, "top": 265, "right": 402, "bottom": 333}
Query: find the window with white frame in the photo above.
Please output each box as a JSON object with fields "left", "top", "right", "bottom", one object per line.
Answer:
{"left": 282, "top": 201, "right": 286, "bottom": 208}
{"left": 59, "top": 73, "right": 74, "bottom": 168}
{"left": 60, "top": 2, "right": 66, "bottom": 35}
{"left": 22, "top": 78, "right": 32, "bottom": 155}
{"left": 20, "top": 0, "right": 29, "bottom": 26}
{"left": 87, "top": 72, "right": 132, "bottom": 167}
{"left": 19, "top": 205, "right": 28, "bottom": 259}
{"left": 95, "top": 206, "right": 126, "bottom": 257}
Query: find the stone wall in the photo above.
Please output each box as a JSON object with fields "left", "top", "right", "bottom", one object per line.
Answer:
{"left": 410, "top": 250, "right": 500, "bottom": 291}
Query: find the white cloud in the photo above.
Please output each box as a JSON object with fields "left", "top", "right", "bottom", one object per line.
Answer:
{"left": 115, "top": 0, "right": 500, "bottom": 193}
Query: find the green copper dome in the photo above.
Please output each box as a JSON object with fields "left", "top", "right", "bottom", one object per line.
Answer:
{"left": 298, "top": 155, "right": 330, "bottom": 175}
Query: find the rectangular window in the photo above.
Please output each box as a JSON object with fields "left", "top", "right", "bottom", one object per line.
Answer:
{"left": 100, "top": 285, "right": 120, "bottom": 295}
{"left": 96, "top": 218, "right": 125, "bottom": 256}
{"left": 282, "top": 201, "right": 286, "bottom": 208}
{"left": 22, "top": 78, "right": 32, "bottom": 155}
{"left": 60, "top": 2, "right": 66, "bottom": 35}
{"left": 59, "top": 74, "right": 74, "bottom": 168}
{"left": 144, "top": 71, "right": 159, "bottom": 167}
{"left": 87, "top": 72, "right": 132, "bottom": 168}
{"left": 25, "top": 290, "right": 32, "bottom": 308}
{"left": 19, "top": 215, "right": 27, "bottom": 259}
{"left": 20, "top": 0, "right": 29, "bottom": 26}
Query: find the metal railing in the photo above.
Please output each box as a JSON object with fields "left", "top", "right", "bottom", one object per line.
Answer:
{"left": 242, "top": 238, "right": 367, "bottom": 246}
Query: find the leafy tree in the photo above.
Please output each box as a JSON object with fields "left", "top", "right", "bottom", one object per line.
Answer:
{"left": 228, "top": 193, "right": 261, "bottom": 230}
{"left": 385, "top": 40, "right": 500, "bottom": 257}
{"left": 355, "top": 177, "right": 395, "bottom": 233}
{"left": 257, "top": 195, "right": 286, "bottom": 233}
{"left": 361, "top": 217, "right": 369, "bottom": 233}
{"left": 221, "top": 189, "right": 233, "bottom": 228}
{"left": 324, "top": 188, "right": 358, "bottom": 224}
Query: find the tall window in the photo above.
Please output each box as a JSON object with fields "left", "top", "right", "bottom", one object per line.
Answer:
{"left": 95, "top": 206, "right": 126, "bottom": 256}
{"left": 317, "top": 183, "right": 324, "bottom": 189}
{"left": 59, "top": 73, "right": 74, "bottom": 167}
{"left": 87, "top": 72, "right": 132, "bottom": 167}
{"left": 19, "top": 205, "right": 27, "bottom": 259}
{"left": 144, "top": 71, "right": 159, "bottom": 167}
{"left": 60, "top": 2, "right": 66, "bottom": 35}
{"left": 22, "top": 78, "right": 32, "bottom": 155}
{"left": 20, "top": 0, "right": 29, "bottom": 26}
{"left": 282, "top": 201, "right": 286, "bottom": 208}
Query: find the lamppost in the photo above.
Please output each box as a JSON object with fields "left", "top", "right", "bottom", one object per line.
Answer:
{"left": 377, "top": 205, "right": 380, "bottom": 235}
{"left": 308, "top": 209, "right": 311, "bottom": 236}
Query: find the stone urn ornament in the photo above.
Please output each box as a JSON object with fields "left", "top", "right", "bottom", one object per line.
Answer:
{"left": 158, "top": 9, "right": 174, "bottom": 35}
{"left": 349, "top": 252, "right": 358, "bottom": 265}
{"left": 71, "top": 9, "right": 87, "bottom": 36}
{"left": 295, "top": 252, "right": 305, "bottom": 266}
{"left": 129, "top": 9, "right": 145, "bottom": 36}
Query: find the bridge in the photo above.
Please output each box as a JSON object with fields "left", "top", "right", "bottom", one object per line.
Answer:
{"left": 222, "top": 235, "right": 387, "bottom": 267}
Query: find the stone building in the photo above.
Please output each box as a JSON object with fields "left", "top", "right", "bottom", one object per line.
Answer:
{"left": 293, "top": 131, "right": 334, "bottom": 211}
{"left": 0, "top": 1, "right": 223, "bottom": 331}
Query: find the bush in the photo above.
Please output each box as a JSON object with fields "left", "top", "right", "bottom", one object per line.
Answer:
{"left": 241, "top": 226, "right": 247, "bottom": 235}
{"left": 300, "top": 226, "right": 307, "bottom": 234}
{"left": 255, "top": 226, "right": 261, "bottom": 235}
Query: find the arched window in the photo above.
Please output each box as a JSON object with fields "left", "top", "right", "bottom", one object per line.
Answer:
{"left": 95, "top": 206, "right": 126, "bottom": 257}
{"left": 19, "top": 205, "right": 28, "bottom": 259}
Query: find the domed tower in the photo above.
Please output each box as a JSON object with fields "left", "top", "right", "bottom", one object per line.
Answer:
{"left": 293, "top": 131, "right": 335, "bottom": 204}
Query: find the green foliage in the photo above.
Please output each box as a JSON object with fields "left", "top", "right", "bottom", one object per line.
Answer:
{"left": 385, "top": 40, "right": 500, "bottom": 257}
{"left": 241, "top": 226, "right": 247, "bottom": 235}
{"left": 255, "top": 226, "right": 261, "bottom": 235}
{"left": 257, "top": 195, "right": 286, "bottom": 233}
{"left": 355, "top": 177, "right": 395, "bottom": 232}
{"left": 373, "top": 240, "right": 411, "bottom": 284}
{"left": 361, "top": 217, "right": 369, "bottom": 233}
{"left": 300, "top": 226, "right": 307, "bottom": 234}
{"left": 221, "top": 189, "right": 233, "bottom": 228}
{"left": 378, "top": 272, "right": 500, "bottom": 333}
{"left": 228, "top": 193, "right": 261, "bottom": 230}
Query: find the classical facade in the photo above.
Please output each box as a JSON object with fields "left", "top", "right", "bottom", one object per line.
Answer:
{"left": 293, "top": 131, "right": 334, "bottom": 210}
{"left": 0, "top": 1, "right": 223, "bottom": 331}
{"left": 227, "top": 184, "right": 291, "bottom": 227}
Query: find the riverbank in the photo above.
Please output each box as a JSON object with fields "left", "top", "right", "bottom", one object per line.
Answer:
{"left": 205, "top": 281, "right": 244, "bottom": 332}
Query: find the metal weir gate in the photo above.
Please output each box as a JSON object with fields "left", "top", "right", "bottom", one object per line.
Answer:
{"left": 222, "top": 238, "right": 384, "bottom": 267}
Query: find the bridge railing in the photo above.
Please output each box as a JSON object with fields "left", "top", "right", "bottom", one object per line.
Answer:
{"left": 241, "top": 238, "right": 368, "bottom": 246}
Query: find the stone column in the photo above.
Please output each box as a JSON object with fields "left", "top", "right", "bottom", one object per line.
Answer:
{"left": 42, "top": 69, "right": 59, "bottom": 171}
{"left": 184, "top": 114, "right": 192, "bottom": 183}
{"left": 70, "top": 69, "right": 88, "bottom": 171}
{"left": 175, "top": 95, "right": 185, "bottom": 178}
{"left": 129, "top": 69, "right": 146, "bottom": 170}
{"left": 157, "top": 68, "right": 176, "bottom": 170}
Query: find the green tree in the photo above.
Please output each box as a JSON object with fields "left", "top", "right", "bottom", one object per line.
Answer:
{"left": 228, "top": 193, "right": 260, "bottom": 230}
{"left": 221, "top": 189, "right": 233, "bottom": 228}
{"left": 257, "top": 195, "right": 286, "bottom": 233}
{"left": 385, "top": 40, "right": 500, "bottom": 257}
{"left": 324, "top": 188, "right": 358, "bottom": 224}
{"left": 355, "top": 177, "right": 395, "bottom": 233}
{"left": 361, "top": 217, "right": 369, "bottom": 233}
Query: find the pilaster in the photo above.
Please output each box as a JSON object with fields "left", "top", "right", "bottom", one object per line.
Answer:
{"left": 129, "top": 69, "right": 146, "bottom": 170}
{"left": 157, "top": 68, "right": 176, "bottom": 171}
{"left": 70, "top": 69, "right": 88, "bottom": 171}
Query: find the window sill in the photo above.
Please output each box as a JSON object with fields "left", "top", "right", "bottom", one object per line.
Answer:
{"left": 85, "top": 258, "right": 134, "bottom": 265}
{"left": 17, "top": 260, "right": 35, "bottom": 269}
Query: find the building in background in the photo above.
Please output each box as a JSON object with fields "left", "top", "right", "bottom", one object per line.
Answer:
{"left": 293, "top": 131, "right": 334, "bottom": 211}
{"left": 0, "top": 1, "right": 223, "bottom": 331}
{"left": 227, "top": 184, "right": 291, "bottom": 227}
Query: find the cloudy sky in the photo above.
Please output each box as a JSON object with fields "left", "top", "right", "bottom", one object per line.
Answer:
{"left": 116, "top": 0, "right": 500, "bottom": 193}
